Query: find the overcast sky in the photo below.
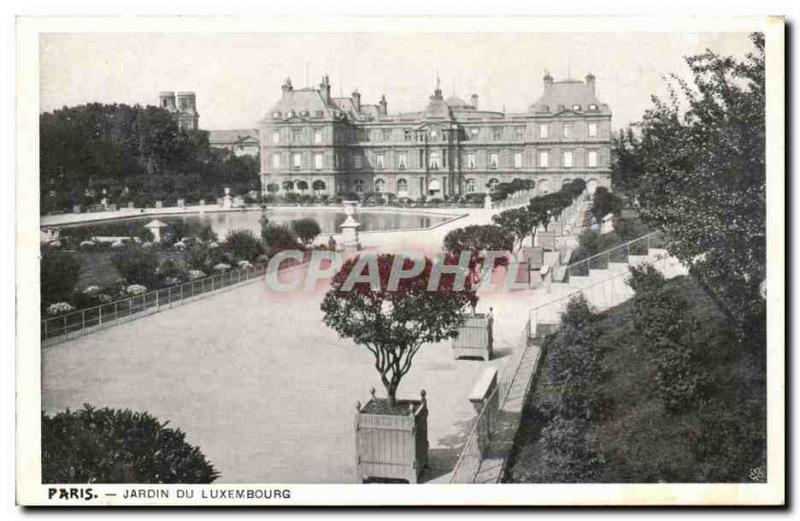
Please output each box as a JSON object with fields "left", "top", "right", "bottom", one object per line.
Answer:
{"left": 40, "top": 32, "right": 754, "bottom": 131}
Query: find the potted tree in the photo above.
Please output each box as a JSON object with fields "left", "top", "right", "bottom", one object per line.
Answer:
{"left": 321, "top": 254, "right": 476, "bottom": 483}
{"left": 442, "top": 225, "right": 512, "bottom": 360}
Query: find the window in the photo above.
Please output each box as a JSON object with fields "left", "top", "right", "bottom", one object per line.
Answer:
{"left": 397, "top": 178, "right": 408, "bottom": 193}
{"left": 382, "top": 129, "right": 392, "bottom": 142}
{"left": 588, "top": 123, "right": 598, "bottom": 137}
{"left": 354, "top": 179, "right": 365, "bottom": 193}
{"left": 271, "top": 153, "right": 281, "bottom": 169}
{"left": 315, "top": 110, "right": 324, "bottom": 118}
{"left": 539, "top": 123, "right": 549, "bottom": 139}
{"left": 292, "top": 153, "right": 302, "bottom": 171}
{"left": 489, "top": 153, "right": 499, "bottom": 170}
{"left": 467, "top": 153, "right": 476, "bottom": 169}
{"left": 492, "top": 128, "right": 503, "bottom": 141}
{"left": 470, "top": 128, "right": 480, "bottom": 140}
{"left": 430, "top": 129, "right": 438, "bottom": 140}
{"left": 563, "top": 151, "right": 574, "bottom": 168}
{"left": 429, "top": 152, "right": 440, "bottom": 170}
{"left": 313, "top": 128, "right": 323, "bottom": 144}
{"left": 376, "top": 153, "right": 385, "bottom": 169}
{"left": 588, "top": 104, "right": 598, "bottom": 111}
{"left": 292, "top": 128, "right": 302, "bottom": 143}
{"left": 572, "top": 104, "right": 581, "bottom": 111}
{"left": 354, "top": 154, "right": 363, "bottom": 170}
{"left": 300, "top": 110, "right": 309, "bottom": 117}
{"left": 398, "top": 153, "right": 407, "bottom": 170}
{"left": 375, "top": 179, "right": 385, "bottom": 193}
{"left": 539, "top": 150, "right": 549, "bottom": 168}
{"left": 272, "top": 111, "right": 281, "bottom": 119}
{"left": 562, "top": 124, "right": 572, "bottom": 139}
{"left": 487, "top": 178, "right": 499, "bottom": 191}
{"left": 465, "top": 179, "right": 476, "bottom": 193}
{"left": 404, "top": 129, "right": 413, "bottom": 142}
{"left": 272, "top": 130, "right": 280, "bottom": 144}
{"left": 513, "top": 152, "right": 523, "bottom": 169}
{"left": 515, "top": 127, "right": 525, "bottom": 140}
{"left": 314, "top": 153, "right": 323, "bottom": 170}
{"left": 588, "top": 150, "right": 598, "bottom": 168}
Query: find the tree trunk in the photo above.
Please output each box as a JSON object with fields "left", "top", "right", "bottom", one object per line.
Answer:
{"left": 386, "top": 384, "right": 397, "bottom": 408}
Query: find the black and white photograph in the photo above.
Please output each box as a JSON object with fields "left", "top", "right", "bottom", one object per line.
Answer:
{"left": 11, "top": 13, "right": 785, "bottom": 507}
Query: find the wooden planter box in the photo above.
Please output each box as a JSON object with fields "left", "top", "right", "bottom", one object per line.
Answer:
{"left": 355, "top": 390, "right": 429, "bottom": 483}
{"left": 453, "top": 313, "right": 494, "bottom": 361}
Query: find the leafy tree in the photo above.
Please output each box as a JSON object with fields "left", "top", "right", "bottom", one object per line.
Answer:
{"left": 111, "top": 245, "right": 160, "bottom": 286}
{"left": 40, "top": 249, "right": 81, "bottom": 307}
{"left": 290, "top": 218, "right": 322, "bottom": 246}
{"left": 320, "top": 254, "right": 476, "bottom": 407}
{"left": 492, "top": 208, "right": 533, "bottom": 253}
{"left": 261, "top": 223, "right": 299, "bottom": 254}
{"left": 42, "top": 405, "right": 218, "bottom": 483}
{"left": 223, "top": 229, "right": 264, "bottom": 262}
{"left": 613, "top": 33, "right": 765, "bottom": 342}
{"left": 590, "top": 187, "right": 624, "bottom": 223}
{"left": 442, "top": 225, "right": 514, "bottom": 284}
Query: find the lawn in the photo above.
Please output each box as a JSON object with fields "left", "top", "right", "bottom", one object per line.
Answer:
{"left": 505, "top": 275, "right": 767, "bottom": 483}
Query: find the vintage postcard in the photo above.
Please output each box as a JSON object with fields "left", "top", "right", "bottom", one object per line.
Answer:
{"left": 15, "top": 15, "right": 785, "bottom": 506}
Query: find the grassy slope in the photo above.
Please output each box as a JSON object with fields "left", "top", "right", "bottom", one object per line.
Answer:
{"left": 506, "top": 275, "right": 766, "bottom": 483}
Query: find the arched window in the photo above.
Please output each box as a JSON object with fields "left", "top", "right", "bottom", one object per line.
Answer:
{"left": 312, "top": 180, "right": 326, "bottom": 193}
{"left": 296, "top": 180, "right": 309, "bottom": 192}
{"left": 487, "top": 178, "right": 499, "bottom": 191}
{"left": 354, "top": 179, "right": 365, "bottom": 193}
{"left": 465, "top": 179, "right": 476, "bottom": 193}
{"left": 397, "top": 178, "right": 408, "bottom": 194}
{"left": 374, "top": 179, "right": 385, "bottom": 193}
{"left": 282, "top": 180, "right": 295, "bottom": 191}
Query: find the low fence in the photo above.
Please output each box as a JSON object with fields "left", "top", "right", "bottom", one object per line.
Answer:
{"left": 449, "top": 337, "right": 532, "bottom": 483}
{"left": 564, "top": 230, "right": 666, "bottom": 278}
{"left": 41, "top": 264, "right": 268, "bottom": 346}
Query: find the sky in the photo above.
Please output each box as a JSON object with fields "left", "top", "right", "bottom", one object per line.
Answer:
{"left": 39, "top": 32, "right": 755, "bottom": 131}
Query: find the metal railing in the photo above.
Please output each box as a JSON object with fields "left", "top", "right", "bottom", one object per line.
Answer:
{"left": 531, "top": 252, "right": 673, "bottom": 342}
{"left": 563, "top": 230, "right": 666, "bottom": 279}
{"left": 449, "top": 338, "right": 533, "bottom": 483}
{"left": 41, "top": 264, "right": 268, "bottom": 346}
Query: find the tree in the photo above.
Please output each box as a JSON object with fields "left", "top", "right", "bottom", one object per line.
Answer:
{"left": 320, "top": 254, "right": 476, "bottom": 407}
{"left": 111, "top": 245, "right": 160, "bottom": 286}
{"left": 42, "top": 405, "right": 218, "bottom": 483}
{"left": 290, "top": 218, "right": 322, "bottom": 246}
{"left": 442, "top": 225, "right": 514, "bottom": 283}
{"left": 261, "top": 223, "right": 299, "bottom": 254}
{"left": 590, "top": 187, "right": 624, "bottom": 223}
{"left": 492, "top": 208, "right": 533, "bottom": 253}
{"left": 224, "top": 229, "right": 264, "bottom": 262}
{"left": 613, "top": 33, "right": 765, "bottom": 342}
{"left": 40, "top": 249, "right": 81, "bottom": 307}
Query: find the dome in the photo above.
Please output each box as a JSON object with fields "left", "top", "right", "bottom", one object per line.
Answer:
{"left": 423, "top": 98, "right": 452, "bottom": 119}
{"left": 445, "top": 95, "right": 473, "bottom": 109}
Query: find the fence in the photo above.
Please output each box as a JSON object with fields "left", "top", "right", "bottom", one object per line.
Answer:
{"left": 41, "top": 264, "right": 268, "bottom": 346}
{"left": 449, "top": 336, "right": 533, "bottom": 483}
{"left": 564, "top": 230, "right": 666, "bottom": 278}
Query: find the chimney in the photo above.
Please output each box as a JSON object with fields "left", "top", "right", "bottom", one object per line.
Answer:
{"left": 281, "top": 77, "right": 293, "bottom": 95}
{"left": 470, "top": 94, "right": 479, "bottom": 109}
{"left": 585, "top": 73, "right": 596, "bottom": 93}
{"left": 319, "top": 75, "right": 331, "bottom": 105}
{"left": 352, "top": 89, "right": 361, "bottom": 112}
{"left": 543, "top": 70, "right": 554, "bottom": 90}
{"left": 379, "top": 94, "right": 387, "bottom": 116}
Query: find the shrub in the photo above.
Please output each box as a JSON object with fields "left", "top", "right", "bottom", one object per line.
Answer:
{"left": 46, "top": 302, "right": 75, "bottom": 316}
{"left": 159, "top": 258, "right": 188, "bottom": 282}
{"left": 628, "top": 265, "right": 705, "bottom": 413}
{"left": 223, "top": 229, "right": 264, "bottom": 262}
{"left": 213, "top": 263, "right": 231, "bottom": 272}
{"left": 290, "top": 218, "right": 322, "bottom": 246}
{"left": 41, "top": 405, "right": 219, "bottom": 483}
{"left": 261, "top": 223, "right": 299, "bottom": 254}
{"left": 41, "top": 250, "right": 81, "bottom": 307}
{"left": 125, "top": 284, "right": 148, "bottom": 295}
{"left": 111, "top": 246, "right": 160, "bottom": 286}
{"left": 187, "top": 269, "right": 206, "bottom": 280}
{"left": 590, "top": 187, "right": 624, "bottom": 223}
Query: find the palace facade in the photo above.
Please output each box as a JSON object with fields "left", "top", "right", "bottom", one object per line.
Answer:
{"left": 259, "top": 72, "right": 611, "bottom": 199}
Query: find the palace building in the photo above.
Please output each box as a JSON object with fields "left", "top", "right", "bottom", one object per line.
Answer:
{"left": 259, "top": 72, "right": 611, "bottom": 199}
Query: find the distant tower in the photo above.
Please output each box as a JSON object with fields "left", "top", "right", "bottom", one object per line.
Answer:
{"left": 176, "top": 91, "right": 199, "bottom": 131}
{"left": 159, "top": 91, "right": 177, "bottom": 112}
{"left": 379, "top": 94, "right": 388, "bottom": 116}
